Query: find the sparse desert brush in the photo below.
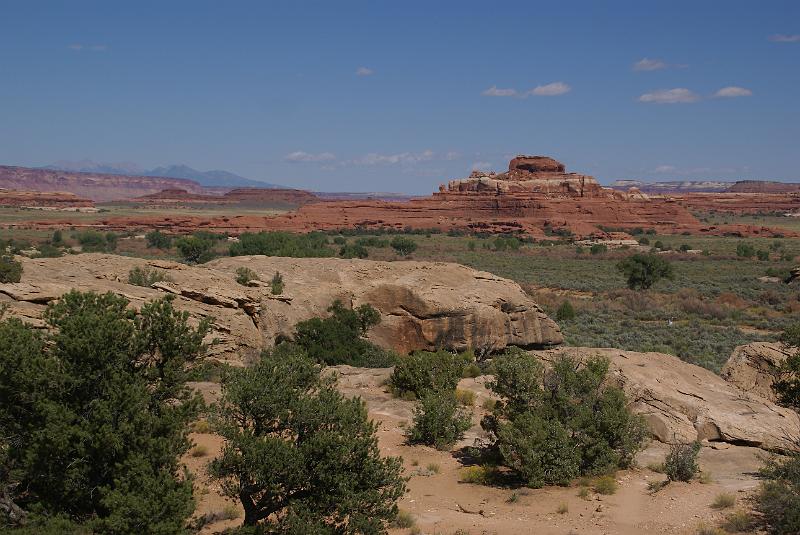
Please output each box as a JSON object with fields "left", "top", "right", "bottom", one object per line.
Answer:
{"left": 665, "top": 441, "right": 701, "bottom": 482}
{"left": 459, "top": 465, "right": 497, "bottom": 486}
{"left": 721, "top": 510, "right": 752, "bottom": 532}
{"left": 577, "top": 486, "right": 591, "bottom": 500}
{"left": 698, "top": 471, "right": 714, "bottom": 484}
{"left": 462, "top": 363, "right": 482, "bottom": 378}
{"left": 647, "top": 479, "right": 669, "bottom": 493}
{"left": 696, "top": 522, "right": 725, "bottom": 535}
{"left": 455, "top": 388, "right": 476, "bottom": 406}
{"left": 507, "top": 492, "right": 520, "bottom": 503}
{"left": 556, "top": 502, "right": 569, "bottom": 514}
{"left": 711, "top": 492, "right": 735, "bottom": 509}
{"left": 392, "top": 509, "right": 416, "bottom": 528}
{"left": 190, "top": 445, "right": 209, "bottom": 457}
{"left": 481, "top": 398, "right": 497, "bottom": 411}
{"left": 220, "top": 504, "right": 240, "bottom": 520}
{"left": 426, "top": 462, "right": 440, "bottom": 474}
{"left": 235, "top": 266, "right": 259, "bottom": 286}
{"left": 593, "top": 476, "right": 618, "bottom": 495}
{"left": 408, "top": 389, "right": 472, "bottom": 450}
{"left": 647, "top": 461, "right": 665, "bottom": 473}
{"left": 191, "top": 419, "right": 213, "bottom": 434}
{"left": 127, "top": 266, "right": 172, "bottom": 287}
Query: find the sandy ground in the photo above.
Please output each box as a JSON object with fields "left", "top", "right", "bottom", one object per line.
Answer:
{"left": 185, "top": 369, "right": 768, "bottom": 534}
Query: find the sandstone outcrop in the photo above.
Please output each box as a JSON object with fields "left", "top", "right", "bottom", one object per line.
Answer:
{"left": 0, "top": 188, "right": 94, "bottom": 208}
{"left": 444, "top": 155, "right": 604, "bottom": 197}
{"left": 788, "top": 267, "right": 800, "bottom": 284}
{"left": 531, "top": 347, "right": 800, "bottom": 453}
{"left": 0, "top": 254, "right": 562, "bottom": 363}
{"left": 721, "top": 342, "right": 795, "bottom": 401}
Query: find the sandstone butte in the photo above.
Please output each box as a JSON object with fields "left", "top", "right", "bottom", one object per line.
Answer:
{"left": 2, "top": 253, "right": 798, "bottom": 454}
{"left": 5, "top": 155, "right": 799, "bottom": 238}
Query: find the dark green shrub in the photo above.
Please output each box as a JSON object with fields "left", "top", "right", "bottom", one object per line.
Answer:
{"left": 638, "top": 237, "right": 650, "bottom": 245}
{"left": 555, "top": 300, "right": 576, "bottom": 321}
{"left": 736, "top": 242, "right": 756, "bottom": 258}
{"left": 590, "top": 244, "right": 608, "bottom": 255}
{"left": 145, "top": 230, "right": 172, "bottom": 249}
{"left": 755, "top": 455, "right": 800, "bottom": 534}
{"left": 209, "top": 344, "right": 406, "bottom": 528}
{"left": 664, "top": 441, "right": 701, "bottom": 482}
{"left": 0, "top": 292, "right": 209, "bottom": 531}
{"left": 74, "top": 230, "right": 115, "bottom": 252}
{"left": 127, "top": 266, "right": 172, "bottom": 287}
{"left": 775, "top": 324, "right": 800, "bottom": 410}
{"left": 293, "top": 301, "right": 386, "bottom": 366}
{"left": 481, "top": 351, "right": 648, "bottom": 488}
{"left": 229, "top": 231, "right": 333, "bottom": 258}
{"left": 408, "top": 389, "right": 472, "bottom": 450}
{"left": 390, "top": 351, "right": 467, "bottom": 397}
{"left": 679, "top": 243, "right": 691, "bottom": 252}
{"left": 0, "top": 256, "right": 22, "bottom": 283}
{"left": 50, "top": 230, "right": 63, "bottom": 246}
{"left": 36, "top": 243, "right": 62, "bottom": 258}
{"left": 617, "top": 253, "right": 674, "bottom": 290}
{"left": 339, "top": 243, "right": 369, "bottom": 259}
{"left": 332, "top": 236, "right": 347, "bottom": 245}
{"left": 235, "top": 266, "right": 259, "bottom": 286}
{"left": 175, "top": 235, "right": 214, "bottom": 264}
{"left": 390, "top": 236, "right": 417, "bottom": 256}
{"left": 270, "top": 271, "right": 284, "bottom": 295}
{"left": 355, "top": 236, "right": 389, "bottom": 248}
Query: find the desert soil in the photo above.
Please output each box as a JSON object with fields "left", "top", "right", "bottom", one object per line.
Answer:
{"left": 186, "top": 369, "right": 767, "bottom": 535}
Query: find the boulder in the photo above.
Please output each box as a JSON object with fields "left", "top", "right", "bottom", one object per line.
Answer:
{"left": 530, "top": 347, "right": 800, "bottom": 454}
{"left": 0, "top": 254, "right": 562, "bottom": 364}
{"left": 721, "top": 342, "right": 795, "bottom": 401}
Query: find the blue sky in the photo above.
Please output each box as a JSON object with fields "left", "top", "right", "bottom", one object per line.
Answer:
{"left": 1, "top": 0, "right": 798, "bottom": 193}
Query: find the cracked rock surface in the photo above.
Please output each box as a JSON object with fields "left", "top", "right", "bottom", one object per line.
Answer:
{"left": 0, "top": 254, "right": 562, "bottom": 363}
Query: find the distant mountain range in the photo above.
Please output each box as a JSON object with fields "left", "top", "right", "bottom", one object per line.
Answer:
{"left": 44, "top": 160, "right": 283, "bottom": 188}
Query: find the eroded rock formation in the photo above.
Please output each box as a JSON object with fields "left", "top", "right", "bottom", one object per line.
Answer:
{"left": 444, "top": 155, "right": 604, "bottom": 197}
{"left": 0, "top": 254, "right": 562, "bottom": 363}
{"left": 721, "top": 342, "right": 795, "bottom": 401}
{"left": 132, "top": 187, "right": 318, "bottom": 207}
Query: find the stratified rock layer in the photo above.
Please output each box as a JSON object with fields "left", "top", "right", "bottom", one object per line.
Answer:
{"left": 0, "top": 188, "right": 94, "bottom": 208}
{"left": 531, "top": 347, "right": 800, "bottom": 453}
{"left": 0, "top": 254, "right": 562, "bottom": 363}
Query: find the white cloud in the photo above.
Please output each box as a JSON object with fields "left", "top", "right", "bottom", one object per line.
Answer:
{"left": 638, "top": 88, "right": 699, "bottom": 104}
{"left": 354, "top": 150, "right": 436, "bottom": 166}
{"left": 654, "top": 165, "right": 676, "bottom": 173}
{"left": 482, "top": 86, "right": 518, "bottom": 97}
{"left": 471, "top": 161, "right": 493, "bottom": 171}
{"left": 633, "top": 58, "right": 667, "bottom": 71}
{"left": 769, "top": 34, "right": 800, "bottom": 43}
{"left": 714, "top": 86, "right": 753, "bottom": 98}
{"left": 355, "top": 66, "right": 374, "bottom": 76}
{"left": 444, "top": 151, "right": 461, "bottom": 161}
{"left": 69, "top": 43, "right": 107, "bottom": 52}
{"left": 284, "top": 151, "right": 336, "bottom": 163}
{"left": 530, "top": 82, "right": 571, "bottom": 96}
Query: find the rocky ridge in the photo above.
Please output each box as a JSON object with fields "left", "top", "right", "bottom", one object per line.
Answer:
{"left": 0, "top": 254, "right": 562, "bottom": 363}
